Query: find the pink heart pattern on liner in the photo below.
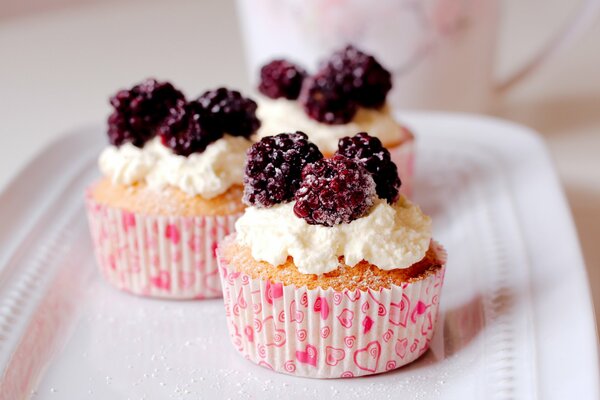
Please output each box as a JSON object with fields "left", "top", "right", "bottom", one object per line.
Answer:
{"left": 265, "top": 280, "right": 283, "bottom": 304}
{"left": 289, "top": 300, "right": 305, "bottom": 323}
{"left": 314, "top": 297, "right": 330, "bottom": 319}
{"left": 296, "top": 344, "right": 318, "bottom": 367}
{"left": 150, "top": 271, "right": 171, "bottom": 291}
{"left": 389, "top": 293, "right": 411, "bottom": 327}
{"left": 362, "top": 316, "right": 375, "bottom": 333}
{"left": 337, "top": 309, "right": 354, "bottom": 328}
{"left": 164, "top": 224, "right": 181, "bottom": 245}
{"left": 86, "top": 194, "right": 240, "bottom": 299}
{"left": 353, "top": 341, "right": 381, "bottom": 373}
{"left": 395, "top": 338, "right": 408, "bottom": 359}
{"left": 218, "top": 240, "right": 447, "bottom": 378}
{"left": 325, "top": 346, "right": 346, "bottom": 366}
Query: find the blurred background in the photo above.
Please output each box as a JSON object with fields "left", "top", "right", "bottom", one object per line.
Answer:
{"left": 0, "top": 0, "right": 599, "bottom": 328}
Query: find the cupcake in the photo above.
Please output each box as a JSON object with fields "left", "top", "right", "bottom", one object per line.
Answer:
{"left": 218, "top": 132, "right": 446, "bottom": 378}
{"left": 255, "top": 45, "right": 415, "bottom": 195}
{"left": 86, "top": 80, "right": 260, "bottom": 299}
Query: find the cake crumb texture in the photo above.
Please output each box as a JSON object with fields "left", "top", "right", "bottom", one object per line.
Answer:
{"left": 220, "top": 238, "right": 443, "bottom": 291}
{"left": 91, "top": 178, "right": 244, "bottom": 216}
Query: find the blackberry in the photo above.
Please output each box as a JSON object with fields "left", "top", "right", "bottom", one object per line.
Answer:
{"left": 323, "top": 45, "right": 392, "bottom": 108}
{"left": 107, "top": 78, "right": 185, "bottom": 147}
{"left": 336, "top": 132, "right": 401, "bottom": 203}
{"left": 243, "top": 132, "right": 323, "bottom": 207}
{"left": 299, "top": 73, "right": 358, "bottom": 124}
{"left": 294, "top": 155, "right": 376, "bottom": 226}
{"left": 197, "top": 88, "right": 260, "bottom": 138}
{"left": 159, "top": 100, "right": 223, "bottom": 156}
{"left": 259, "top": 59, "right": 307, "bottom": 100}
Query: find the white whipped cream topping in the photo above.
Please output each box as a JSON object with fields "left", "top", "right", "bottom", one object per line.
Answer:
{"left": 256, "top": 97, "right": 404, "bottom": 154}
{"left": 146, "top": 136, "right": 250, "bottom": 198}
{"left": 235, "top": 196, "right": 432, "bottom": 275}
{"left": 98, "top": 136, "right": 251, "bottom": 198}
{"left": 98, "top": 139, "right": 161, "bottom": 186}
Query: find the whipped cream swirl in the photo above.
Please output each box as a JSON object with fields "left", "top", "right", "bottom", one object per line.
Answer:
{"left": 235, "top": 196, "right": 432, "bottom": 275}
{"left": 255, "top": 97, "right": 404, "bottom": 155}
{"left": 98, "top": 136, "right": 251, "bottom": 198}
{"left": 98, "top": 140, "right": 159, "bottom": 186}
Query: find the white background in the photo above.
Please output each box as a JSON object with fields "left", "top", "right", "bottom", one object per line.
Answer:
{"left": 0, "top": 0, "right": 599, "bottom": 333}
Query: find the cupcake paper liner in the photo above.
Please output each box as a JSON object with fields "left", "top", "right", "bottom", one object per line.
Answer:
{"left": 217, "top": 239, "right": 446, "bottom": 378}
{"left": 85, "top": 192, "right": 241, "bottom": 299}
{"left": 390, "top": 136, "right": 414, "bottom": 198}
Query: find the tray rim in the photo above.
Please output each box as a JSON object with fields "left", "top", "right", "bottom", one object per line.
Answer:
{"left": 403, "top": 112, "right": 599, "bottom": 399}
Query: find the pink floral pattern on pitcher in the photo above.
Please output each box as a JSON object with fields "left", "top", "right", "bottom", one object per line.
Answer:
{"left": 218, "top": 238, "right": 446, "bottom": 378}
{"left": 85, "top": 192, "right": 241, "bottom": 299}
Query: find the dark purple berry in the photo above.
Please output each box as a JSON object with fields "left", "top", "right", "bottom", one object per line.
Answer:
{"left": 244, "top": 132, "right": 323, "bottom": 207}
{"left": 336, "top": 132, "right": 401, "bottom": 203}
{"left": 294, "top": 155, "right": 376, "bottom": 226}
{"left": 107, "top": 78, "right": 185, "bottom": 147}
{"left": 259, "top": 59, "right": 307, "bottom": 100}
{"left": 322, "top": 45, "right": 392, "bottom": 108}
{"left": 299, "top": 73, "right": 358, "bottom": 124}
{"left": 159, "top": 100, "right": 223, "bottom": 156}
{"left": 197, "top": 88, "right": 260, "bottom": 138}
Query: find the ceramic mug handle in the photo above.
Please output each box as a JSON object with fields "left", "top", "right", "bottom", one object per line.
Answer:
{"left": 497, "top": 0, "right": 600, "bottom": 92}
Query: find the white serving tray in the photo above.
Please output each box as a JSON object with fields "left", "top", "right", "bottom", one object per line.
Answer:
{"left": 0, "top": 113, "right": 597, "bottom": 400}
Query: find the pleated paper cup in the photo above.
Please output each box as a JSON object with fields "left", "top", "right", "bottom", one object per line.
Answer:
{"left": 217, "top": 238, "right": 446, "bottom": 378}
{"left": 85, "top": 191, "right": 241, "bottom": 299}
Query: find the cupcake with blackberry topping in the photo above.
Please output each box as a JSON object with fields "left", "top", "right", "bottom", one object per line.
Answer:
{"left": 86, "top": 80, "right": 259, "bottom": 299}
{"left": 255, "top": 45, "right": 415, "bottom": 195}
{"left": 218, "top": 132, "right": 446, "bottom": 378}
